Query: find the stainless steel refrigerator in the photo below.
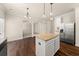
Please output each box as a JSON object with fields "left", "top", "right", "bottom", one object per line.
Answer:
{"left": 60, "top": 23, "right": 75, "bottom": 45}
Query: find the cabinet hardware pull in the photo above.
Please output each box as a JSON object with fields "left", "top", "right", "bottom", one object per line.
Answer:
{"left": 38, "top": 42, "right": 41, "bottom": 45}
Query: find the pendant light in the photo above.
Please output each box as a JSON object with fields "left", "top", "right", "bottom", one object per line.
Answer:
{"left": 42, "top": 3, "right": 46, "bottom": 18}
{"left": 50, "top": 3, "right": 53, "bottom": 20}
{"left": 24, "top": 8, "right": 32, "bottom": 19}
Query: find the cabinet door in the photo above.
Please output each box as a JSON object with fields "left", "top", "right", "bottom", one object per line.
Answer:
{"left": 46, "top": 39, "right": 54, "bottom": 56}
{"left": 54, "top": 36, "right": 60, "bottom": 53}
{"left": 36, "top": 38, "right": 45, "bottom": 56}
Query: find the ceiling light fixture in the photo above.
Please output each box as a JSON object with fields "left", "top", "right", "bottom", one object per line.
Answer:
{"left": 50, "top": 3, "right": 54, "bottom": 20}
{"left": 42, "top": 3, "right": 46, "bottom": 18}
{"left": 24, "top": 8, "right": 32, "bottom": 19}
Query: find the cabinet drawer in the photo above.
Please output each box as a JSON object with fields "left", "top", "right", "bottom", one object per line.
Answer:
{"left": 54, "top": 36, "right": 60, "bottom": 53}
{"left": 46, "top": 42, "right": 54, "bottom": 56}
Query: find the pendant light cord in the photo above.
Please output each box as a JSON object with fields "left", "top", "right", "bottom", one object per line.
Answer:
{"left": 27, "top": 8, "right": 29, "bottom": 17}
{"left": 50, "top": 3, "right": 53, "bottom": 13}
{"left": 44, "top": 3, "right": 45, "bottom": 15}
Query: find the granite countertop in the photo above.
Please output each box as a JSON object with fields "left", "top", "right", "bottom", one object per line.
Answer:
{"left": 36, "top": 33, "right": 59, "bottom": 41}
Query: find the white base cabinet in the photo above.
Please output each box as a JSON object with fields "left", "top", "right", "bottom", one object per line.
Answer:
{"left": 36, "top": 36, "right": 60, "bottom": 56}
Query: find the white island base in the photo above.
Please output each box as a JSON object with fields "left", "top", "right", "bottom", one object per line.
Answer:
{"left": 35, "top": 33, "right": 60, "bottom": 56}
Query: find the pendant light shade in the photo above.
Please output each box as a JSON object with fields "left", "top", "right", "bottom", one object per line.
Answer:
{"left": 50, "top": 3, "right": 53, "bottom": 15}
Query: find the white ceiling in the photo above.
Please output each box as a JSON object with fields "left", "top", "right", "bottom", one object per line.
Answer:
{"left": 2, "top": 3, "right": 79, "bottom": 20}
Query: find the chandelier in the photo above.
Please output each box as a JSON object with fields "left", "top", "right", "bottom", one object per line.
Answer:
{"left": 24, "top": 8, "right": 32, "bottom": 20}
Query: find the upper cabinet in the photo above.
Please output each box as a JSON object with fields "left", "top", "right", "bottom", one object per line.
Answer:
{"left": 61, "top": 11, "right": 75, "bottom": 23}
{"left": 34, "top": 19, "right": 54, "bottom": 34}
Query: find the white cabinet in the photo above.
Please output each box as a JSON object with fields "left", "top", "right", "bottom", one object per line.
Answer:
{"left": 45, "top": 40, "right": 54, "bottom": 56}
{"left": 34, "top": 20, "right": 54, "bottom": 34}
{"left": 36, "top": 36, "right": 60, "bottom": 56}
{"left": 36, "top": 38, "right": 45, "bottom": 56}
{"left": 54, "top": 36, "right": 60, "bottom": 53}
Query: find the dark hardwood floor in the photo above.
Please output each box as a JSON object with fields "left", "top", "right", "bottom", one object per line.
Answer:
{"left": 55, "top": 42, "right": 79, "bottom": 56}
{"left": 7, "top": 37, "right": 79, "bottom": 56}
{"left": 7, "top": 37, "right": 35, "bottom": 56}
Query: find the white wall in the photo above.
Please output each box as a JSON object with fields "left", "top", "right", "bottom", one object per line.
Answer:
{"left": 75, "top": 7, "right": 79, "bottom": 47}
{"left": 6, "top": 16, "right": 23, "bottom": 42}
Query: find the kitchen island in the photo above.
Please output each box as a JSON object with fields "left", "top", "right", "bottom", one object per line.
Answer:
{"left": 35, "top": 33, "right": 60, "bottom": 56}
